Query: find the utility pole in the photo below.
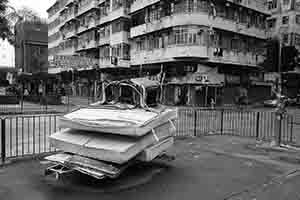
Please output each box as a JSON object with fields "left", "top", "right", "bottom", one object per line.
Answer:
{"left": 278, "top": 40, "right": 282, "bottom": 95}
{"left": 273, "top": 38, "right": 285, "bottom": 147}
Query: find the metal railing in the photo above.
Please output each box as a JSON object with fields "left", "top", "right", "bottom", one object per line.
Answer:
{"left": 0, "top": 95, "right": 100, "bottom": 115}
{"left": 175, "top": 108, "right": 294, "bottom": 143}
{"left": 0, "top": 114, "right": 61, "bottom": 162}
{"left": 0, "top": 108, "right": 295, "bottom": 163}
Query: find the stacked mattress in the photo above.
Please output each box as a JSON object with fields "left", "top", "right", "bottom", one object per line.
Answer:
{"left": 50, "top": 107, "right": 177, "bottom": 164}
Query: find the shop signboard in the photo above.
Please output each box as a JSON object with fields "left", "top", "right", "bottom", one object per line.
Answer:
{"left": 195, "top": 75, "right": 208, "bottom": 83}
{"left": 49, "top": 55, "right": 99, "bottom": 70}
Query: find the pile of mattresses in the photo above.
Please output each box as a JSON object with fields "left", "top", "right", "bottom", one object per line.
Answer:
{"left": 48, "top": 107, "right": 177, "bottom": 174}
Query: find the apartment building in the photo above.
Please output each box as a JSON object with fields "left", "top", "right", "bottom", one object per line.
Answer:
{"left": 267, "top": 0, "right": 300, "bottom": 49}
{"left": 48, "top": 0, "right": 271, "bottom": 106}
{"left": 265, "top": 0, "right": 300, "bottom": 98}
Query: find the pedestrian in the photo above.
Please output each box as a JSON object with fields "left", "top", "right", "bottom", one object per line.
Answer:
{"left": 38, "top": 82, "right": 43, "bottom": 96}
{"left": 24, "top": 88, "right": 29, "bottom": 96}
{"left": 210, "top": 98, "right": 215, "bottom": 109}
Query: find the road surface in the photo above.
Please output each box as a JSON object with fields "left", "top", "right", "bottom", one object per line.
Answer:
{"left": 0, "top": 136, "right": 300, "bottom": 200}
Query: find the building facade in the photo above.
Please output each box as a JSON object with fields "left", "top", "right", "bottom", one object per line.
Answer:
{"left": 15, "top": 20, "right": 48, "bottom": 74}
{"left": 266, "top": 0, "right": 300, "bottom": 97}
{"left": 48, "top": 0, "right": 271, "bottom": 106}
{"left": 267, "top": 0, "right": 300, "bottom": 50}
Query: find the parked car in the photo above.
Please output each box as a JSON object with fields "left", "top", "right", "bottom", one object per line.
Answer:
{"left": 263, "top": 95, "right": 295, "bottom": 107}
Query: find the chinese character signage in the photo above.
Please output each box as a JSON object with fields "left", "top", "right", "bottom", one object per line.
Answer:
{"left": 49, "top": 55, "right": 99, "bottom": 69}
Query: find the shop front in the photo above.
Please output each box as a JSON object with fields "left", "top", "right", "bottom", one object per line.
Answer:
{"left": 163, "top": 66, "right": 224, "bottom": 107}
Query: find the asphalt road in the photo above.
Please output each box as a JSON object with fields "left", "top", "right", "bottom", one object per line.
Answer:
{"left": 1, "top": 136, "right": 297, "bottom": 200}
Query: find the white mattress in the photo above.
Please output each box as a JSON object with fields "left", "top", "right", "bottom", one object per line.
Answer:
{"left": 50, "top": 127, "right": 174, "bottom": 164}
{"left": 59, "top": 108, "right": 177, "bottom": 137}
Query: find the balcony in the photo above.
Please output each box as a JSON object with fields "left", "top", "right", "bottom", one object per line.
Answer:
{"left": 48, "top": 26, "right": 60, "bottom": 37}
{"left": 110, "top": 31, "right": 129, "bottom": 45}
{"left": 65, "top": 0, "right": 74, "bottom": 7}
{"left": 63, "top": 28, "right": 77, "bottom": 39}
{"left": 130, "top": 45, "right": 208, "bottom": 66}
{"left": 130, "top": 12, "right": 267, "bottom": 39}
{"left": 48, "top": 38, "right": 62, "bottom": 49}
{"left": 98, "top": 36, "right": 110, "bottom": 46}
{"left": 208, "top": 49, "right": 264, "bottom": 67}
{"left": 98, "top": 8, "right": 129, "bottom": 25}
{"left": 98, "top": 14, "right": 110, "bottom": 25}
{"left": 213, "top": 16, "right": 267, "bottom": 39}
{"left": 77, "top": 19, "right": 97, "bottom": 34}
{"left": 77, "top": 0, "right": 99, "bottom": 17}
{"left": 99, "top": 57, "right": 131, "bottom": 68}
{"left": 266, "top": 29, "right": 276, "bottom": 38}
{"left": 99, "top": 57, "right": 111, "bottom": 68}
{"left": 48, "top": 0, "right": 73, "bottom": 23}
{"left": 60, "top": 12, "right": 76, "bottom": 28}
{"left": 226, "top": 0, "right": 270, "bottom": 15}
{"left": 77, "top": 40, "right": 98, "bottom": 51}
{"left": 130, "top": 0, "right": 160, "bottom": 13}
{"left": 56, "top": 39, "right": 78, "bottom": 55}
{"left": 57, "top": 45, "right": 78, "bottom": 55}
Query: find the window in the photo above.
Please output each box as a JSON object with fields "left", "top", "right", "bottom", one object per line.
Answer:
{"left": 282, "top": 34, "right": 289, "bottom": 44}
{"left": 283, "top": 0, "right": 290, "bottom": 5}
{"left": 267, "top": 19, "right": 276, "bottom": 28}
{"left": 268, "top": 0, "right": 277, "bottom": 10}
{"left": 282, "top": 16, "right": 289, "bottom": 24}
{"left": 295, "top": 34, "right": 300, "bottom": 46}
{"left": 296, "top": 15, "right": 300, "bottom": 24}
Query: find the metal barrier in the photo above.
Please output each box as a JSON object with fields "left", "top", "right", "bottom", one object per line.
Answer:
{"left": 0, "top": 114, "right": 61, "bottom": 163}
{"left": 175, "top": 108, "right": 294, "bottom": 143}
{"left": 0, "top": 95, "right": 100, "bottom": 115}
{"left": 0, "top": 108, "right": 295, "bottom": 163}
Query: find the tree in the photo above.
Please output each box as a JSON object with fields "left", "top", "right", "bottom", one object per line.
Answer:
{"left": 6, "top": 6, "right": 42, "bottom": 24}
{"left": 0, "top": 0, "right": 13, "bottom": 43}
{"left": 0, "top": 4, "right": 43, "bottom": 45}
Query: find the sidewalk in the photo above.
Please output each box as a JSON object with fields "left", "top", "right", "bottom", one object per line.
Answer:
{"left": 1, "top": 135, "right": 300, "bottom": 200}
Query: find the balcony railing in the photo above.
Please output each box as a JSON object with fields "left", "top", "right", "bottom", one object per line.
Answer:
{"left": 77, "top": 0, "right": 99, "bottom": 17}
{"left": 226, "top": 0, "right": 269, "bottom": 15}
{"left": 60, "top": 11, "right": 76, "bottom": 28}
{"left": 57, "top": 45, "right": 78, "bottom": 55}
{"left": 110, "top": 31, "right": 129, "bottom": 45}
{"left": 99, "top": 57, "right": 111, "bottom": 68}
{"left": 63, "top": 28, "right": 77, "bottom": 39}
{"left": 131, "top": 45, "right": 209, "bottom": 65}
{"left": 77, "top": 20, "right": 97, "bottom": 34}
{"left": 98, "top": 7, "right": 129, "bottom": 26}
{"left": 99, "top": 57, "right": 130, "bottom": 68}
{"left": 130, "top": 12, "right": 267, "bottom": 39}
{"left": 209, "top": 49, "right": 264, "bottom": 66}
{"left": 77, "top": 39, "right": 98, "bottom": 51}
{"left": 130, "top": 0, "right": 160, "bottom": 13}
{"left": 98, "top": 36, "right": 110, "bottom": 46}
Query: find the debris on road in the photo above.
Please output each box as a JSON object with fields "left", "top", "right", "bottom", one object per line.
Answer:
{"left": 45, "top": 78, "right": 177, "bottom": 180}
